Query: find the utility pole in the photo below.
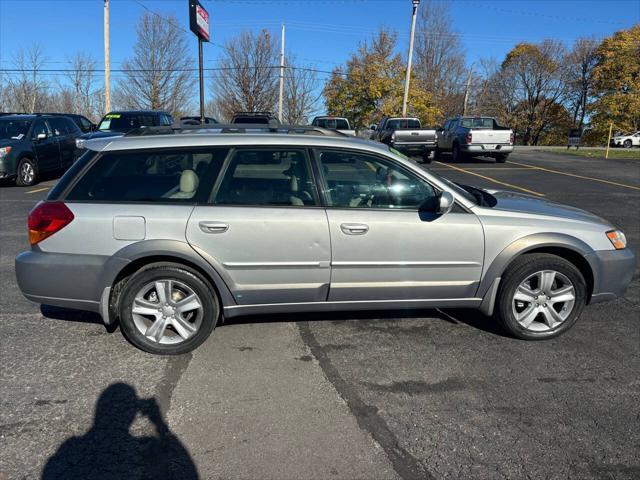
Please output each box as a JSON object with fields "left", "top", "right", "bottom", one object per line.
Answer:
{"left": 462, "top": 63, "right": 474, "bottom": 116}
{"left": 198, "top": 38, "right": 204, "bottom": 123}
{"left": 278, "top": 24, "right": 285, "bottom": 122}
{"left": 402, "top": 0, "right": 420, "bottom": 117}
{"left": 103, "top": 0, "right": 111, "bottom": 113}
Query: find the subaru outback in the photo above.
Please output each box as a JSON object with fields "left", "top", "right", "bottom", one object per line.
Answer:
{"left": 15, "top": 126, "right": 636, "bottom": 354}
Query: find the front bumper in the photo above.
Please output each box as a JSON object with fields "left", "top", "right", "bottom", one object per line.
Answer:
{"left": 585, "top": 248, "right": 636, "bottom": 303}
{"left": 461, "top": 144, "right": 514, "bottom": 154}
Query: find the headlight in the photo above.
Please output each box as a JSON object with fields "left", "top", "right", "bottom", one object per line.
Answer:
{"left": 0, "top": 146, "right": 12, "bottom": 159}
{"left": 75, "top": 139, "right": 86, "bottom": 149}
{"left": 606, "top": 230, "right": 627, "bottom": 249}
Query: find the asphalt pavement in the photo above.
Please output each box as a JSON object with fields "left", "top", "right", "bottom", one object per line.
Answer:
{"left": 1, "top": 149, "right": 638, "bottom": 479}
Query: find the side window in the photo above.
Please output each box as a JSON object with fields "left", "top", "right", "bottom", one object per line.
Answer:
{"left": 214, "top": 149, "right": 318, "bottom": 207}
{"left": 79, "top": 117, "right": 93, "bottom": 131}
{"left": 317, "top": 149, "right": 436, "bottom": 210}
{"left": 49, "top": 118, "right": 69, "bottom": 137}
{"left": 65, "top": 148, "right": 228, "bottom": 202}
{"left": 32, "top": 120, "right": 51, "bottom": 139}
{"left": 160, "top": 114, "right": 173, "bottom": 126}
{"left": 65, "top": 118, "right": 81, "bottom": 135}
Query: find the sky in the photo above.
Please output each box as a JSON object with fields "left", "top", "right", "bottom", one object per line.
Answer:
{"left": 0, "top": 0, "right": 638, "bottom": 112}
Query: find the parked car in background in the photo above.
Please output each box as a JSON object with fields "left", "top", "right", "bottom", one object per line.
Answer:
{"left": 371, "top": 117, "right": 438, "bottom": 163}
{"left": 0, "top": 114, "right": 82, "bottom": 186}
{"left": 311, "top": 116, "right": 356, "bottom": 136}
{"left": 231, "top": 112, "right": 280, "bottom": 125}
{"left": 610, "top": 131, "right": 640, "bottom": 148}
{"left": 0, "top": 112, "right": 95, "bottom": 133}
{"left": 180, "top": 116, "right": 218, "bottom": 126}
{"left": 14, "top": 126, "right": 635, "bottom": 354}
{"left": 79, "top": 110, "right": 174, "bottom": 143}
{"left": 437, "top": 117, "right": 514, "bottom": 163}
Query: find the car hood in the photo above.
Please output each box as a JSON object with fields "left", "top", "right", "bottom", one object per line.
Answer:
{"left": 484, "top": 189, "right": 610, "bottom": 226}
{"left": 0, "top": 138, "right": 25, "bottom": 147}
{"left": 79, "top": 130, "right": 125, "bottom": 140}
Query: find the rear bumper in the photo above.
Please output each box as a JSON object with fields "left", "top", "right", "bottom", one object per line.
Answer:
{"left": 585, "top": 248, "right": 636, "bottom": 303}
{"left": 461, "top": 144, "right": 514, "bottom": 154}
{"left": 15, "top": 250, "right": 124, "bottom": 314}
{"left": 391, "top": 142, "right": 437, "bottom": 152}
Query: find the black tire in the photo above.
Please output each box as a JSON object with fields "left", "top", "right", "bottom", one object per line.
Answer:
{"left": 452, "top": 143, "right": 465, "bottom": 162}
{"left": 15, "top": 157, "right": 37, "bottom": 186}
{"left": 494, "top": 253, "right": 587, "bottom": 340}
{"left": 433, "top": 147, "right": 441, "bottom": 160}
{"left": 495, "top": 153, "right": 509, "bottom": 163}
{"left": 118, "top": 263, "right": 219, "bottom": 355}
{"left": 623, "top": 139, "right": 632, "bottom": 149}
{"left": 421, "top": 151, "right": 432, "bottom": 164}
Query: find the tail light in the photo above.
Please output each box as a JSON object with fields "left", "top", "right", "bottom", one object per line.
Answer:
{"left": 510, "top": 132, "right": 514, "bottom": 144}
{"left": 466, "top": 132, "right": 472, "bottom": 144}
{"left": 28, "top": 201, "right": 74, "bottom": 245}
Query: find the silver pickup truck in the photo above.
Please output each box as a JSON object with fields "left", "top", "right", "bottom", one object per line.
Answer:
{"left": 437, "top": 117, "right": 513, "bottom": 163}
{"left": 371, "top": 117, "right": 437, "bottom": 163}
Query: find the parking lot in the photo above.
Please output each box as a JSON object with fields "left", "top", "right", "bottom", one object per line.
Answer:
{"left": 1, "top": 149, "right": 638, "bottom": 479}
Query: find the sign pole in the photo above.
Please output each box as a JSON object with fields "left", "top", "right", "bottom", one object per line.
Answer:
{"left": 605, "top": 122, "right": 613, "bottom": 159}
{"left": 104, "top": 0, "right": 111, "bottom": 113}
{"left": 278, "top": 24, "right": 285, "bottom": 123}
{"left": 199, "top": 38, "right": 205, "bottom": 124}
{"left": 402, "top": 0, "right": 420, "bottom": 117}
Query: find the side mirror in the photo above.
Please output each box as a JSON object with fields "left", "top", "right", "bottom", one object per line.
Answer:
{"left": 438, "top": 191, "right": 455, "bottom": 215}
{"left": 36, "top": 133, "right": 47, "bottom": 141}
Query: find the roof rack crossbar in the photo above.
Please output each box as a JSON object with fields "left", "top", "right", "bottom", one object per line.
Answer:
{"left": 124, "top": 123, "right": 348, "bottom": 137}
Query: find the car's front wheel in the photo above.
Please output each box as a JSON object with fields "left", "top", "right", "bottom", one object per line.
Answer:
{"left": 494, "top": 253, "right": 587, "bottom": 340}
{"left": 623, "top": 139, "right": 632, "bottom": 149}
{"left": 16, "top": 158, "right": 37, "bottom": 186}
{"left": 118, "top": 263, "right": 219, "bottom": 355}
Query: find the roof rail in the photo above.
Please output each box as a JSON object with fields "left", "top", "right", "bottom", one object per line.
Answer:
{"left": 124, "top": 123, "right": 348, "bottom": 137}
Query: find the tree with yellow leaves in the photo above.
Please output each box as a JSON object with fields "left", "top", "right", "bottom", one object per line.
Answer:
{"left": 323, "top": 29, "right": 440, "bottom": 130}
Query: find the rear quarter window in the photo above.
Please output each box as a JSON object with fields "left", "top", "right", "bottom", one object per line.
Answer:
{"left": 64, "top": 148, "right": 228, "bottom": 203}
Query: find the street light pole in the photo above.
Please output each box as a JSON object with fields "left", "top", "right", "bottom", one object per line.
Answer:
{"left": 103, "top": 0, "right": 111, "bottom": 113}
{"left": 402, "top": 0, "right": 419, "bottom": 117}
{"left": 278, "top": 24, "right": 285, "bottom": 123}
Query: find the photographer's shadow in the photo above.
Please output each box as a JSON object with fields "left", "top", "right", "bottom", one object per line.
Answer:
{"left": 42, "top": 382, "right": 198, "bottom": 480}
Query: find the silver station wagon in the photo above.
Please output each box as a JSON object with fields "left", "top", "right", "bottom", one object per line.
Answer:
{"left": 15, "top": 125, "right": 636, "bottom": 354}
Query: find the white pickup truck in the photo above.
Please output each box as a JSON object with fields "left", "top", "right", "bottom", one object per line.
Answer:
{"left": 437, "top": 117, "right": 514, "bottom": 162}
{"left": 311, "top": 116, "right": 356, "bottom": 136}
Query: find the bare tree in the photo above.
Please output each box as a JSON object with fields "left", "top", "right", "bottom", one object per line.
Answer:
{"left": 565, "top": 38, "right": 599, "bottom": 129}
{"left": 413, "top": 0, "right": 467, "bottom": 118}
{"left": 283, "top": 57, "right": 320, "bottom": 124}
{"left": 7, "top": 44, "right": 50, "bottom": 112}
{"left": 63, "top": 52, "right": 100, "bottom": 120}
{"left": 115, "top": 12, "right": 195, "bottom": 117}
{"left": 213, "top": 30, "right": 279, "bottom": 119}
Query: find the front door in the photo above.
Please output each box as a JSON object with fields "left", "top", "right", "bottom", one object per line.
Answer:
{"left": 315, "top": 148, "right": 484, "bottom": 302}
{"left": 31, "top": 119, "right": 60, "bottom": 172}
{"left": 186, "top": 147, "right": 331, "bottom": 305}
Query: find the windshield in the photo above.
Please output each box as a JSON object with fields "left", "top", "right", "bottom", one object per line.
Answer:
{"left": 387, "top": 118, "right": 420, "bottom": 129}
{"left": 460, "top": 118, "right": 496, "bottom": 129}
{"left": 234, "top": 116, "right": 270, "bottom": 124}
{"left": 0, "top": 119, "right": 31, "bottom": 140}
{"left": 315, "top": 118, "right": 349, "bottom": 130}
{"left": 98, "top": 113, "right": 159, "bottom": 132}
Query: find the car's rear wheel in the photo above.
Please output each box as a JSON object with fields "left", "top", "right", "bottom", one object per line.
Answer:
{"left": 494, "top": 253, "right": 587, "bottom": 340}
{"left": 452, "top": 143, "right": 465, "bottom": 162}
{"left": 495, "top": 153, "right": 509, "bottom": 163}
{"left": 118, "top": 264, "right": 219, "bottom": 355}
{"left": 16, "top": 158, "right": 37, "bottom": 186}
{"left": 623, "top": 139, "right": 632, "bottom": 149}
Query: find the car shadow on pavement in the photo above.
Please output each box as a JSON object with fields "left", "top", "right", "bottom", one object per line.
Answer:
{"left": 41, "top": 382, "right": 198, "bottom": 480}
{"left": 40, "top": 305, "right": 120, "bottom": 333}
{"left": 226, "top": 308, "right": 510, "bottom": 338}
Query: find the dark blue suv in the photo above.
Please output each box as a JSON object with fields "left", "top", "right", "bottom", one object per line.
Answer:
{"left": 0, "top": 114, "right": 82, "bottom": 186}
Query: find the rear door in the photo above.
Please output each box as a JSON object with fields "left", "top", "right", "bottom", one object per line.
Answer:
{"left": 49, "top": 117, "right": 79, "bottom": 167}
{"left": 315, "top": 148, "right": 484, "bottom": 302}
{"left": 31, "top": 119, "right": 60, "bottom": 172}
{"left": 186, "top": 147, "right": 331, "bottom": 305}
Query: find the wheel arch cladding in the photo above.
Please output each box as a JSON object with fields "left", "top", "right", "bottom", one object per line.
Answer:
{"left": 101, "top": 240, "right": 236, "bottom": 320}
{"left": 480, "top": 233, "right": 595, "bottom": 302}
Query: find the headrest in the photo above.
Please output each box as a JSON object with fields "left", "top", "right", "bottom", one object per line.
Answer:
{"left": 180, "top": 169, "right": 199, "bottom": 193}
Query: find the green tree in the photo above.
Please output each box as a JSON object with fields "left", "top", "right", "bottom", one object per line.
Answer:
{"left": 590, "top": 24, "right": 640, "bottom": 139}
{"left": 323, "top": 29, "right": 439, "bottom": 129}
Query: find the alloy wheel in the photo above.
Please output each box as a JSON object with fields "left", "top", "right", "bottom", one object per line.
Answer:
{"left": 21, "top": 162, "right": 34, "bottom": 184}
{"left": 131, "top": 279, "right": 204, "bottom": 344}
{"left": 511, "top": 270, "right": 576, "bottom": 332}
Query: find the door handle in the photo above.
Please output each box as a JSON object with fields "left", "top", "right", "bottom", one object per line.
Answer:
{"left": 199, "top": 221, "right": 229, "bottom": 234}
{"left": 340, "top": 223, "right": 369, "bottom": 235}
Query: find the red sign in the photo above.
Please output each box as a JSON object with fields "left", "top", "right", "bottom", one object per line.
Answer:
{"left": 189, "top": 0, "right": 210, "bottom": 42}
